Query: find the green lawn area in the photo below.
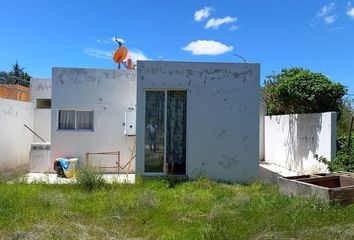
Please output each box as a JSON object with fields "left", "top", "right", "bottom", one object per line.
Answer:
{"left": 0, "top": 178, "right": 354, "bottom": 240}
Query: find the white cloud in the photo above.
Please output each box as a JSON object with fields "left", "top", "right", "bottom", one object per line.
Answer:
{"left": 83, "top": 48, "right": 149, "bottom": 63}
{"left": 182, "top": 40, "right": 233, "bottom": 55}
{"left": 83, "top": 48, "right": 112, "bottom": 59}
{"left": 129, "top": 49, "right": 150, "bottom": 63}
{"left": 96, "top": 38, "right": 115, "bottom": 44}
{"left": 229, "top": 25, "right": 239, "bottom": 31}
{"left": 205, "top": 16, "right": 237, "bottom": 29}
{"left": 347, "top": 7, "right": 354, "bottom": 18}
{"left": 317, "top": 3, "right": 335, "bottom": 17}
{"left": 325, "top": 15, "right": 337, "bottom": 24}
{"left": 315, "top": 3, "right": 337, "bottom": 25}
{"left": 194, "top": 7, "right": 213, "bottom": 21}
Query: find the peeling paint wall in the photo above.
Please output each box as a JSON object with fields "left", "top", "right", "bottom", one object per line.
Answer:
{"left": 51, "top": 68, "right": 136, "bottom": 172}
{"left": 136, "top": 61, "right": 260, "bottom": 183}
{"left": 30, "top": 78, "right": 52, "bottom": 142}
{"left": 0, "top": 99, "right": 34, "bottom": 175}
{"left": 265, "top": 112, "right": 336, "bottom": 173}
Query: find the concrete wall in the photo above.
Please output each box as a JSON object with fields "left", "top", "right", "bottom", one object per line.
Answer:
{"left": 30, "top": 78, "right": 52, "bottom": 142}
{"left": 259, "top": 96, "right": 265, "bottom": 161}
{"left": 33, "top": 109, "right": 51, "bottom": 142}
{"left": 264, "top": 112, "right": 336, "bottom": 173}
{"left": 30, "top": 78, "right": 51, "bottom": 100}
{"left": 136, "top": 61, "right": 260, "bottom": 183}
{"left": 51, "top": 68, "right": 136, "bottom": 172}
{"left": 0, "top": 98, "right": 34, "bottom": 175}
{"left": 0, "top": 84, "right": 30, "bottom": 102}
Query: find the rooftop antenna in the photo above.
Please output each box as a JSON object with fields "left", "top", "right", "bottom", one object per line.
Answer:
{"left": 233, "top": 53, "right": 249, "bottom": 63}
{"left": 113, "top": 36, "right": 134, "bottom": 70}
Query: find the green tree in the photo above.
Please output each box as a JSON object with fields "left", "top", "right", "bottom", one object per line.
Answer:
{"left": 7, "top": 61, "right": 31, "bottom": 86}
{"left": 0, "top": 71, "right": 9, "bottom": 83}
{"left": 263, "top": 67, "right": 347, "bottom": 115}
{"left": 336, "top": 97, "right": 354, "bottom": 136}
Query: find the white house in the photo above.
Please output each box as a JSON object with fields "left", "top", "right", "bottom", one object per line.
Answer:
{"left": 50, "top": 61, "right": 260, "bottom": 182}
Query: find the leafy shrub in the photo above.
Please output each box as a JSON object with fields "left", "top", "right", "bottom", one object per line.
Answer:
{"left": 77, "top": 166, "right": 106, "bottom": 191}
{"left": 315, "top": 135, "right": 354, "bottom": 172}
{"left": 263, "top": 67, "right": 347, "bottom": 115}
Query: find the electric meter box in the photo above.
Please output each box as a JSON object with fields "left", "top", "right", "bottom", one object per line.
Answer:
{"left": 124, "top": 109, "right": 136, "bottom": 136}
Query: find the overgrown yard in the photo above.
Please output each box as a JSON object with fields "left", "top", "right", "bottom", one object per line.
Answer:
{"left": 1, "top": 178, "right": 354, "bottom": 240}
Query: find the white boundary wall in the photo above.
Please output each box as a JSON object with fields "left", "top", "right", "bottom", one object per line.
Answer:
{"left": 0, "top": 99, "right": 34, "bottom": 174}
{"left": 265, "top": 112, "right": 336, "bottom": 173}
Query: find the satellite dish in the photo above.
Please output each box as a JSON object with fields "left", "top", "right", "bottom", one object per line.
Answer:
{"left": 113, "top": 47, "right": 128, "bottom": 63}
{"left": 123, "top": 54, "right": 130, "bottom": 63}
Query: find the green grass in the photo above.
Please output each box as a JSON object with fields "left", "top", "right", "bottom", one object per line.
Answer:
{"left": 0, "top": 178, "right": 354, "bottom": 239}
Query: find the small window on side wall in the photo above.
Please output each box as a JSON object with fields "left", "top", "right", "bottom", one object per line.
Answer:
{"left": 58, "top": 110, "right": 94, "bottom": 131}
{"left": 58, "top": 110, "right": 75, "bottom": 130}
{"left": 77, "top": 111, "right": 94, "bottom": 130}
{"left": 36, "top": 99, "right": 51, "bottom": 109}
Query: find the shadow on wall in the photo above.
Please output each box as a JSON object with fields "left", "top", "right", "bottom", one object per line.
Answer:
{"left": 284, "top": 114, "right": 322, "bottom": 171}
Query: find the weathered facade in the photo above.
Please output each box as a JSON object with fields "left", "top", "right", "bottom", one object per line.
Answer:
{"left": 136, "top": 61, "right": 260, "bottom": 183}
{"left": 51, "top": 68, "right": 136, "bottom": 172}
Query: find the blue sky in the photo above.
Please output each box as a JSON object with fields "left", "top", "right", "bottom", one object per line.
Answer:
{"left": 1, "top": 0, "right": 354, "bottom": 93}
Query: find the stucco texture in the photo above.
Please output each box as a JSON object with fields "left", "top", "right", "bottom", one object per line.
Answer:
{"left": 265, "top": 112, "right": 336, "bottom": 173}
{"left": 0, "top": 98, "right": 34, "bottom": 175}
{"left": 136, "top": 61, "right": 260, "bottom": 183}
{"left": 51, "top": 68, "right": 136, "bottom": 173}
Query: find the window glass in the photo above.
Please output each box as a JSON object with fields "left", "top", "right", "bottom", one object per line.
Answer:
{"left": 77, "top": 111, "right": 94, "bottom": 130}
{"left": 58, "top": 110, "right": 75, "bottom": 130}
{"left": 144, "top": 91, "right": 165, "bottom": 172}
{"left": 36, "top": 99, "right": 51, "bottom": 109}
{"left": 166, "top": 91, "right": 187, "bottom": 175}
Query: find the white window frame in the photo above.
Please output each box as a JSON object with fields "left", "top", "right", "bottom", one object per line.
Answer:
{"left": 57, "top": 110, "right": 94, "bottom": 131}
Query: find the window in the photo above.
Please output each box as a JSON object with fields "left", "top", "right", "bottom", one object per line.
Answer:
{"left": 58, "top": 110, "right": 94, "bottom": 131}
{"left": 58, "top": 110, "right": 75, "bottom": 130}
{"left": 77, "top": 111, "right": 94, "bottom": 130}
{"left": 36, "top": 99, "right": 51, "bottom": 109}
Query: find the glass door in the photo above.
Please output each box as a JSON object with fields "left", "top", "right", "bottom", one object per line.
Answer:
{"left": 144, "top": 91, "right": 165, "bottom": 173}
{"left": 144, "top": 90, "right": 187, "bottom": 175}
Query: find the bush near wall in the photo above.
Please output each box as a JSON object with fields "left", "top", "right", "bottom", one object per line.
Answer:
{"left": 263, "top": 67, "right": 347, "bottom": 116}
{"left": 263, "top": 67, "right": 353, "bottom": 172}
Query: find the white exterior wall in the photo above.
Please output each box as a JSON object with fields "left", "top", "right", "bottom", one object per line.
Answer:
{"left": 136, "top": 61, "right": 260, "bottom": 183}
{"left": 264, "top": 112, "right": 336, "bottom": 173}
{"left": 30, "top": 78, "right": 52, "bottom": 100}
{"left": 259, "top": 97, "right": 265, "bottom": 161}
{"left": 33, "top": 109, "right": 51, "bottom": 142}
{"left": 51, "top": 68, "right": 136, "bottom": 172}
{"left": 0, "top": 99, "right": 34, "bottom": 175}
{"left": 30, "top": 78, "right": 52, "bottom": 142}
